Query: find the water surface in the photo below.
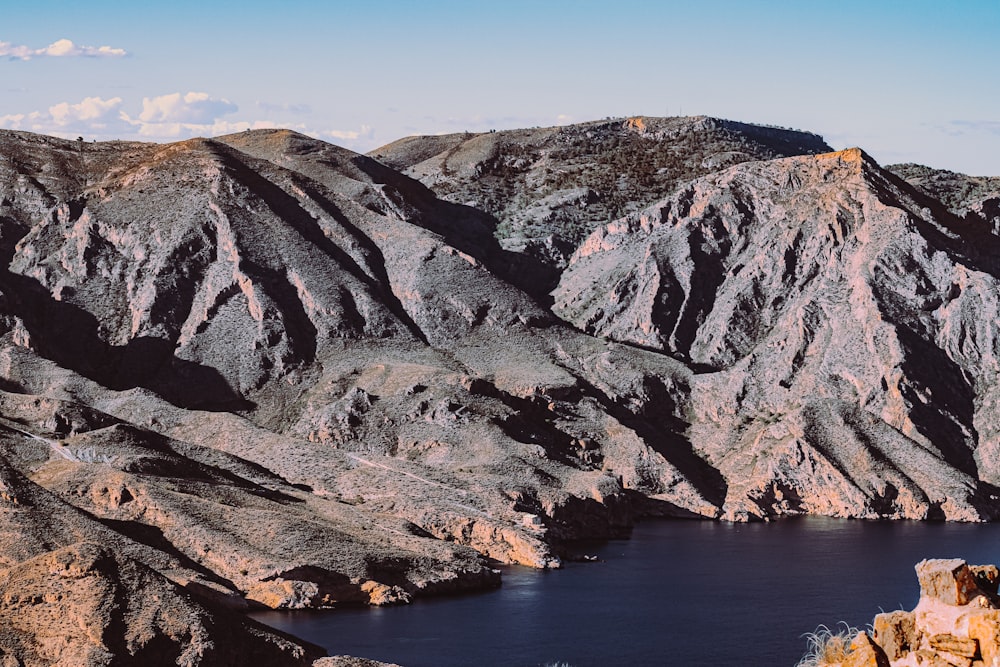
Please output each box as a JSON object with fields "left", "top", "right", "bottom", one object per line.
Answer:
{"left": 252, "top": 517, "right": 1000, "bottom": 666}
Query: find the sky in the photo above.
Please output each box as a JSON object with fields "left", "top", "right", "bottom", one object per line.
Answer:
{"left": 2, "top": 0, "right": 999, "bottom": 175}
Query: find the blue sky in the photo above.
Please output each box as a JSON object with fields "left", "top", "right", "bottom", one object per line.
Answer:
{"left": 2, "top": 0, "right": 998, "bottom": 174}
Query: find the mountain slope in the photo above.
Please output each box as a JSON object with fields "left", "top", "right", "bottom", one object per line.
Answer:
{"left": 554, "top": 147, "right": 1000, "bottom": 519}
{"left": 371, "top": 116, "right": 832, "bottom": 289}
{"left": 0, "top": 127, "right": 722, "bottom": 629}
{"left": 1, "top": 123, "right": 999, "bottom": 663}
{"left": 889, "top": 162, "right": 1000, "bottom": 233}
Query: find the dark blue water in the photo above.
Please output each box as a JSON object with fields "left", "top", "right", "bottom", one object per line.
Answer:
{"left": 251, "top": 517, "right": 1000, "bottom": 666}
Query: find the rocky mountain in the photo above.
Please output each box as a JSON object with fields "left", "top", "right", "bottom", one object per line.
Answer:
{"left": 553, "top": 147, "right": 1000, "bottom": 520}
{"left": 889, "top": 162, "right": 1000, "bottom": 233}
{"left": 0, "top": 119, "right": 998, "bottom": 664}
{"left": 371, "top": 116, "right": 832, "bottom": 291}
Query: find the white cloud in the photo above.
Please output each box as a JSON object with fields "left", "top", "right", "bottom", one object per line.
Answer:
{"left": 0, "top": 96, "right": 129, "bottom": 136}
{"left": 50, "top": 97, "right": 123, "bottom": 127}
{"left": 135, "top": 92, "right": 237, "bottom": 124}
{"left": 0, "top": 38, "right": 127, "bottom": 61}
{"left": 326, "top": 125, "right": 374, "bottom": 141}
{"left": 0, "top": 91, "right": 379, "bottom": 152}
{"left": 0, "top": 42, "right": 33, "bottom": 60}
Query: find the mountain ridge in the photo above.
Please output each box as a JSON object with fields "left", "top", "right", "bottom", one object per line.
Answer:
{"left": 0, "top": 118, "right": 998, "bottom": 664}
{"left": 370, "top": 115, "right": 833, "bottom": 292}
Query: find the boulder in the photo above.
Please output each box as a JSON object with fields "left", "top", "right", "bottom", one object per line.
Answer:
{"left": 917, "top": 559, "right": 981, "bottom": 606}
{"left": 809, "top": 562, "right": 1000, "bottom": 667}
{"left": 843, "top": 631, "right": 891, "bottom": 667}
{"left": 874, "top": 609, "right": 918, "bottom": 660}
{"left": 968, "top": 610, "right": 1000, "bottom": 665}
{"left": 928, "top": 634, "right": 978, "bottom": 658}
{"left": 971, "top": 565, "right": 1000, "bottom": 597}
{"left": 910, "top": 649, "right": 959, "bottom": 666}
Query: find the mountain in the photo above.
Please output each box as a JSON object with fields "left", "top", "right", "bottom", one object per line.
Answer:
{"left": 0, "top": 126, "right": 725, "bottom": 662}
{"left": 0, "top": 120, "right": 998, "bottom": 664}
{"left": 371, "top": 116, "right": 832, "bottom": 292}
{"left": 553, "top": 147, "right": 1000, "bottom": 520}
{"left": 888, "top": 162, "right": 1000, "bottom": 232}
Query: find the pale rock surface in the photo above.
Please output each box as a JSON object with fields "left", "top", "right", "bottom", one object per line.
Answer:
{"left": 372, "top": 116, "right": 831, "bottom": 290}
{"left": 844, "top": 632, "right": 891, "bottom": 667}
{"left": 554, "top": 148, "right": 1000, "bottom": 521}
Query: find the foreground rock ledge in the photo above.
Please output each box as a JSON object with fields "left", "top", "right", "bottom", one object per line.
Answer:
{"left": 811, "top": 558, "right": 1000, "bottom": 667}
{"left": 0, "top": 541, "right": 326, "bottom": 666}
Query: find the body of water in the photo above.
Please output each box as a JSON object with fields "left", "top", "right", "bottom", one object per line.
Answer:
{"left": 251, "top": 517, "right": 1000, "bottom": 666}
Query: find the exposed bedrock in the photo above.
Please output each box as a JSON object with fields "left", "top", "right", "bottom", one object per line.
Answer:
{"left": 0, "top": 123, "right": 998, "bottom": 663}
{"left": 554, "top": 148, "right": 1000, "bottom": 520}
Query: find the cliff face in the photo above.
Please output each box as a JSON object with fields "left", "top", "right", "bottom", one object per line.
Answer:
{"left": 0, "top": 121, "right": 999, "bottom": 662}
{"left": 371, "top": 116, "right": 832, "bottom": 292}
{"left": 554, "top": 148, "right": 1000, "bottom": 520}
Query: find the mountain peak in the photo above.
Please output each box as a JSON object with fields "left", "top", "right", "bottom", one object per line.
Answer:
{"left": 820, "top": 146, "right": 865, "bottom": 161}
{"left": 813, "top": 146, "right": 881, "bottom": 173}
{"left": 371, "top": 115, "right": 833, "bottom": 293}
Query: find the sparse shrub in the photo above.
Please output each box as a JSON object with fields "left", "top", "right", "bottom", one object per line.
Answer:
{"left": 75, "top": 446, "right": 116, "bottom": 464}
{"left": 796, "top": 623, "right": 861, "bottom": 667}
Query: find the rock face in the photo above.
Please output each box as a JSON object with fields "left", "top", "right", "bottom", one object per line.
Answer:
{"left": 0, "top": 121, "right": 999, "bottom": 664}
{"left": 553, "top": 148, "right": 1000, "bottom": 521}
{"left": 815, "top": 559, "right": 1000, "bottom": 667}
{"left": 0, "top": 126, "right": 728, "bottom": 663}
{"left": 889, "top": 163, "right": 1000, "bottom": 229}
{"left": 372, "top": 116, "right": 831, "bottom": 290}
{"left": 0, "top": 542, "right": 320, "bottom": 666}
{"left": 844, "top": 632, "right": 891, "bottom": 667}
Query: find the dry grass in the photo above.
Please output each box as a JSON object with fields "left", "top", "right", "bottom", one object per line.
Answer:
{"left": 796, "top": 623, "right": 861, "bottom": 667}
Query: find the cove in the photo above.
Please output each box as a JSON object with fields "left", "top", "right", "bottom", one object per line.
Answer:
{"left": 250, "top": 517, "right": 1000, "bottom": 666}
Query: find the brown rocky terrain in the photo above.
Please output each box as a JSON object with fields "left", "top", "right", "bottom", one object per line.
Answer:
{"left": 0, "top": 119, "right": 998, "bottom": 664}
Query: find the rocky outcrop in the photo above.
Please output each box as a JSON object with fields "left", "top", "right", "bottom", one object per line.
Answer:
{"left": 554, "top": 148, "right": 1000, "bottom": 521}
{"left": 371, "top": 116, "right": 831, "bottom": 287}
{"left": 313, "top": 659, "right": 403, "bottom": 667}
{"left": 0, "top": 541, "right": 322, "bottom": 666}
{"left": 811, "top": 558, "right": 1000, "bottom": 667}
{"left": 889, "top": 163, "right": 1000, "bottom": 243}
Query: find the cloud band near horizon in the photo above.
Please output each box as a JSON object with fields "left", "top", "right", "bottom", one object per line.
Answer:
{"left": 0, "top": 38, "right": 127, "bottom": 61}
{"left": 0, "top": 92, "right": 375, "bottom": 150}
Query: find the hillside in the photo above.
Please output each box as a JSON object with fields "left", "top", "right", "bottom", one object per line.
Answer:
{"left": 371, "top": 116, "right": 832, "bottom": 290}
{"left": 554, "top": 147, "right": 1000, "bottom": 520}
{"left": 0, "top": 122, "right": 998, "bottom": 663}
{"left": 888, "top": 162, "right": 1000, "bottom": 232}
